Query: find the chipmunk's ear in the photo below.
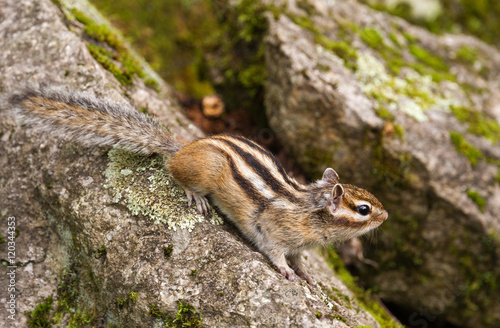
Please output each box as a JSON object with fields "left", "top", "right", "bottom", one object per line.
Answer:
{"left": 327, "top": 184, "right": 344, "bottom": 214}
{"left": 321, "top": 168, "right": 340, "bottom": 184}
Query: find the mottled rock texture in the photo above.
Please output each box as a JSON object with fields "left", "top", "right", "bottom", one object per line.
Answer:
{"left": 0, "top": 0, "right": 391, "bottom": 327}
{"left": 222, "top": 0, "right": 500, "bottom": 326}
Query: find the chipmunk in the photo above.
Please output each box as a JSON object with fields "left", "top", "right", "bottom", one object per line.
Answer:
{"left": 7, "top": 86, "right": 388, "bottom": 286}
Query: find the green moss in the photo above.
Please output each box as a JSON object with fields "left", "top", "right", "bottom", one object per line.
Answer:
{"left": 72, "top": 9, "right": 123, "bottom": 52}
{"left": 375, "top": 106, "right": 394, "bottom": 121}
{"left": 388, "top": 32, "right": 400, "bottom": 47}
{"left": 191, "top": 269, "right": 197, "bottom": 276}
{"left": 316, "top": 36, "right": 359, "bottom": 71}
{"left": 315, "top": 311, "right": 323, "bottom": 319}
{"left": 144, "top": 77, "right": 159, "bottom": 90}
{"left": 148, "top": 304, "right": 164, "bottom": 319}
{"left": 456, "top": 45, "right": 478, "bottom": 64}
{"left": 129, "top": 291, "right": 138, "bottom": 303}
{"left": 449, "top": 131, "right": 484, "bottom": 166}
{"left": 450, "top": 106, "right": 500, "bottom": 143}
{"left": 0, "top": 232, "right": 4, "bottom": 244}
{"left": 27, "top": 296, "right": 54, "bottom": 328}
{"left": 360, "top": 0, "right": 500, "bottom": 47}
{"left": 55, "top": 257, "right": 101, "bottom": 327}
{"left": 290, "top": 13, "right": 320, "bottom": 34}
{"left": 70, "top": 8, "right": 159, "bottom": 89}
{"left": 117, "top": 291, "right": 138, "bottom": 308}
{"left": 356, "top": 23, "right": 455, "bottom": 83}
{"left": 288, "top": 13, "right": 358, "bottom": 71}
{"left": 57, "top": 266, "right": 80, "bottom": 314}
{"left": 360, "top": 28, "right": 384, "bottom": 49}
{"left": 409, "top": 44, "right": 448, "bottom": 71}
{"left": 448, "top": 231, "right": 499, "bottom": 321}
{"left": 104, "top": 149, "right": 223, "bottom": 231}
{"left": 466, "top": 189, "right": 487, "bottom": 212}
{"left": 163, "top": 245, "right": 174, "bottom": 259}
{"left": 91, "top": 0, "right": 217, "bottom": 97}
{"left": 149, "top": 300, "right": 202, "bottom": 327}
{"left": 171, "top": 301, "right": 202, "bottom": 328}
{"left": 203, "top": 0, "right": 271, "bottom": 124}
{"left": 51, "top": 0, "right": 63, "bottom": 7}
{"left": 324, "top": 248, "right": 402, "bottom": 328}
{"left": 402, "top": 31, "right": 417, "bottom": 43}
{"left": 316, "top": 63, "right": 331, "bottom": 72}
{"left": 297, "top": 0, "right": 319, "bottom": 15}
{"left": 371, "top": 141, "right": 415, "bottom": 188}
{"left": 358, "top": 53, "right": 433, "bottom": 122}
{"left": 96, "top": 245, "right": 107, "bottom": 259}
{"left": 87, "top": 43, "right": 133, "bottom": 85}
{"left": 333, "top": 313, "right": 347, "bottom": 323}
{"left": 393, "top": 124, "right": 405, "bottom": 141}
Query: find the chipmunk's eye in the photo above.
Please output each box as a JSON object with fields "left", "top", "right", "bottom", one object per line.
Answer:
{"left": 357, "top": 205, "right": 371, "bottom": 216}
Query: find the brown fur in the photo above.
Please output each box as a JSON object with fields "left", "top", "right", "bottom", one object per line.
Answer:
{"left": 9, "top": 86, "right": 388, "bottom": 286}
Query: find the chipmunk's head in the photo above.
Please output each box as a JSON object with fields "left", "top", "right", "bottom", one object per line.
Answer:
{"left": 317, "top": 168, "right": 388, "bottom": 241}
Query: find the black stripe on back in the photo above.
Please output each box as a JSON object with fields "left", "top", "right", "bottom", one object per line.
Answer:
{"left": 217, "top": 147, "right": 268, "bottom": 206}
{"left": 216, "top": 137, "right": 301, "bottom": 204}
{"left": 229, "top": 135, "right": 305, "bottom": 191}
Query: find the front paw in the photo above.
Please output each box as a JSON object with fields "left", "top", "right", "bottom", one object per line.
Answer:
{"left": 278, "top": 266, "right": 298, "bottom": 282}
{"left": 292, "top": 266, "right": 316, "bottom": 287}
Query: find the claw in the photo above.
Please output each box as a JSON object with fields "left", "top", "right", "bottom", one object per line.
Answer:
{"left": 185, "top": 190, "right": 194, "bottom": 207}
{"left": 290, "top": 256, "right": 316, "bottom": 287}
{"left": 279, "top": 266, "right": 298, "bottom": 282}
{"left": 183, "top": 188, "right": 210, "bottom": 216}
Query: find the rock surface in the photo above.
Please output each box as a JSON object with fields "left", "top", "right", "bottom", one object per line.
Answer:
{"left": 228, "top": 0, "right": 500, "bottom": 326}
{"left": 0, "top": 0, "right": 393, "bottom": 327}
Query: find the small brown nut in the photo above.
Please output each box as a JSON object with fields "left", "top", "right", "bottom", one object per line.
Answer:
{"left": 202, "top": 94, "right": 225, "bottom": 118}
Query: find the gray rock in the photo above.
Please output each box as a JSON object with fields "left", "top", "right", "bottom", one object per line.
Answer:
{"left": 256, "top": 0, "right": 500, "bottom": 326}
{"left": 0, "top": 0, "right": 392, "bottom": 327}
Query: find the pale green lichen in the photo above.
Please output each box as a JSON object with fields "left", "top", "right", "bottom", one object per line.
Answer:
{"left": 104, "top": 149, "right": 223, "bottom": 231}
{"left": 355, "top": 53, "right": 462, "bottom": 122}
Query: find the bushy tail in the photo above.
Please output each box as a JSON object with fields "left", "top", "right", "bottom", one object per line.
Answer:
{"left": 8, "top": 86, "right": 181, "bottom": 155}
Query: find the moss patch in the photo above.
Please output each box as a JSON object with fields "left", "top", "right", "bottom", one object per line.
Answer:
{"left": 117, "top": 291, "right": 138, "bottom": 308}
{"left": 204, "top": 0, "right": 274, "bottom": 125}
{"left": 288, "top": 13, "right": 359, "bottom": 71}
{"left": 360, "top": 0, "right": 500, "bottom": 46}
{"left": 163, "top": 245, "right": 174, "bottom": 259}
{"left": 70, "top": 8, "right": 159, "bottom": 90}
{"left": 408, "top": 44, "right": 448, "bottom": 72}
{"left": 456, "top": 45, "right": 479, "bottom": 65}
{"left": 149, "top": 300, "right": 202, "bottom": 327}
{"left": 27, "top": 296, "right": 54, "bottom": 328}
{"left": 359, "top": 28, "right": 384, "bottom": 49}
{"left": 450, "top": 106, "right": 500, "bottom": 143}
{"left": 466, "top": 189, "right": 487, "bottom": 212}
{"left": 96, "top": 245, "right": 107, "bottom": 259}
{"left": 104, "top": 149, "right": 223, "bottom": 231}
{"left": 56, "top": 260, "right": 99, "bottom": 327}
{"left": 449, "top": 131, "right": 484, "bottom": 166}
{"left": 324, "top": 248, "right": 402, "bottom": 328}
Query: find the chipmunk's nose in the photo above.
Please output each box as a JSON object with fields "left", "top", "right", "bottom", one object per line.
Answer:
{"left": 377, "top": 210, "right": 388, "bottom": 221}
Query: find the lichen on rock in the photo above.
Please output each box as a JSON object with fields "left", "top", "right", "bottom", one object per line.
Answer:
{"left": 104, "top": 148, "right": 223, "bottom": 231}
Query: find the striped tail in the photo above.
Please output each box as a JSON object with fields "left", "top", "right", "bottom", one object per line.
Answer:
{"left": 8, "top": 86, "right": 180, "bottom": 155}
